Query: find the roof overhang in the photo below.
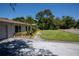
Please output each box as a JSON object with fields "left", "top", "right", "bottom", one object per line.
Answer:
{"left": 0, "top": 18, "right": 36, "bottom": 26}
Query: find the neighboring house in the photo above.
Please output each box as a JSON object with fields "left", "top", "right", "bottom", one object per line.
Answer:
{"left": 0, "top": 18, "right": 35, "bottom": 39}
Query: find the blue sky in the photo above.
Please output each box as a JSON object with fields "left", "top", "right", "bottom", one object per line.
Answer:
{"left": 0, "top": 3, "right": 79, "bottom": 20}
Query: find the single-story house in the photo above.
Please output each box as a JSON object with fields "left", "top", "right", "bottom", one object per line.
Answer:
{"left": 0, "top": 18, "right": 36, "bottom": 39}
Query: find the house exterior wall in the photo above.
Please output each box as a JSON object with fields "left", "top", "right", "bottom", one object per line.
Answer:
{"left": 0, "top": 22, "right": 7, "bottom": 39}
{"left": 8, "top": 24, "right": 26, "bottom": 38}
{"left": 7, "top": 24, "right": 15, "bottom": 38}
{"left": 21, "top": 25, "right": 26, "bottom": 32}
{"left": 0, "top": 22, "right": 26, "bottom": 39}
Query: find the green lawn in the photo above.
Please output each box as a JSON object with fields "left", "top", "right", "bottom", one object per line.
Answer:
{"left": 41, "top": 30, "right": 79, "bottom": 42}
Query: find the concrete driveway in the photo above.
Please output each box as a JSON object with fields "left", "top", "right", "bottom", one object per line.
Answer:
{"left": 32, "top": 41, "right": 79, "bottom": 56}
{"left": 0, "top": 37, "right": 79, "bottom": 56}
{"left": 33, "top": 31, "right": 79, "bottom": 56}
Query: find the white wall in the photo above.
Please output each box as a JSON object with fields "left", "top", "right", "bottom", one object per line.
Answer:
{"left": 21, "top": 25, "right": 26, "bottom": 32}
{"left": 0, "top": 22, "right": 7, "bottom": 39}
{"left": 8, "top": 24, "right": 26, "bottom": 38}
{"left": 7, "top": 24, "right": 15, "bottom": 38}
{"left": 0, "top": 23, "right": 26, "bottom": 38}
{"left": 0, "top": 22, "right": 27, "bottom": 39}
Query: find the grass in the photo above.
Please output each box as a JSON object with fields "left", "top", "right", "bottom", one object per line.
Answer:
{"left": 40, "top": 30, "right": 79, "bottom": 42}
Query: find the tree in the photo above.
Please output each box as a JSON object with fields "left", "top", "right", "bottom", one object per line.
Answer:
{"left": 36, "top": 9, "right": 55, "bottom": 30}
{"left": 52, "top": 17, "right": 62, "bottom": 29}
{"left": 13, "top": 17, "right": 25, "bottom": 22}
{"left": 25, "top": 16, "right": 37, "bottom": 34}
{"left": 61, "top": 16, "right": 75, "bottom": 29}
{"left": 26, "top": 17, "right": 35, "bottom": 24}
{"left": 75, "top": 19, "right": 79, "bottom": 28}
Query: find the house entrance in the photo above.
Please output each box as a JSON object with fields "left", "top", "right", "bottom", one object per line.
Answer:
{"left": 15, "top": 26, "right": 21, "bottom": 33}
